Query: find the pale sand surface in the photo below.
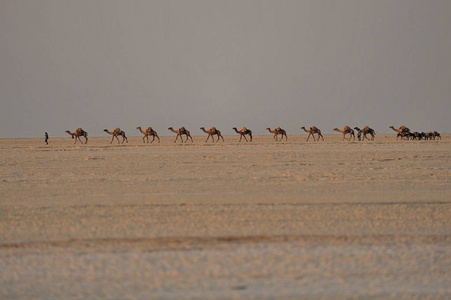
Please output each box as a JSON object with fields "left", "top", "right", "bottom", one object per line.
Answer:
{"left": 1, "top": 134, "right": 450, "bottom": 299}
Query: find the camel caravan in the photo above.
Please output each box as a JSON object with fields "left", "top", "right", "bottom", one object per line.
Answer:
{"left": 61, "top": 125, "right": 442, "bottom": 144}
{"left": 389, "top": 126, "right": 441, "bottom": 141}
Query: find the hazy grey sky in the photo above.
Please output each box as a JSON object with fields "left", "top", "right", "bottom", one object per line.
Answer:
{"left": 1, "top": 0, "right": 450, "bottom": 138}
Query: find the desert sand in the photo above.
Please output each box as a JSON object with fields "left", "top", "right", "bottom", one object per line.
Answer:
{"left": 1, "top": 134, "right": 450, "bottom": 299}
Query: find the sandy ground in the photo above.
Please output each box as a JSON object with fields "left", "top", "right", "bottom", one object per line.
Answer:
{"left": 1, "top": 134, "right": 450, "bottom": 299}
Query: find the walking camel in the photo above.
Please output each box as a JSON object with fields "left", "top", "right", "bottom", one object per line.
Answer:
{"left": 433, "top": 131, "right": 442, "bottom": 140}
{"left": 137, "top": 127, "right": 160, "bottom": 143}
{"left": 104, "top": 128, "right": 128, "bottom": 144}
{"left": 333, "top": 126, "right": 355, "bottom": 141}
{"left": 200, "top": 127, "right": 224, "bottom": 142}
{"left": 301, "top": 126, "right": 324, "bottom": 141}
{"left": 389, "top": 125, "right": 410, "bottom": 140}
{"left": 354, "top": 126, "right": 376, "bottom": 141}
{"left": 266, "top": 127, "right": 287, "bottom": 142}
{"left": 233, "top": 127, "right": 253, "bottom": 142}
{"left": 168, "top": 127, "right": 193, "bottom": 143}
{"left": 65, "top": 128, "right": 88, "bottom": 144}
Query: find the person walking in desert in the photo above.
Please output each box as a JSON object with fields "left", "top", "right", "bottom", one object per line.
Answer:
{"left": 45, "top": 132, "right": 49, "bottom": 145}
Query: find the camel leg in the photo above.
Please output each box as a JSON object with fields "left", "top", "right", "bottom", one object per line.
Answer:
{"left": 249, "top": 134, "right": 252, "bottom": 142}
{"left": 242, "top": 135, "right": 248, "bottom": 142}
{"left": 156, "top": 135, "right": 160, "bottom": 143}
{"left": 150, "top": 135, "right": 155, "bottom": 143}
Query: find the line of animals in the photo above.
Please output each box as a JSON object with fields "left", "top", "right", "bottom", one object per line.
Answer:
{"left": 64, "top": 125, "right": 442, "bottom": 144}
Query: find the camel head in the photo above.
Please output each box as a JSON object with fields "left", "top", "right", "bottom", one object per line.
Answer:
{"left": 65, "top": 130, "right": 74, "bottom": 138}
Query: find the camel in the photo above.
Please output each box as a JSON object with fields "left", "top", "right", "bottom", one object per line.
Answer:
{"left": 233, "top": 127, "right": 253, "bottom": 142}
{"left": 168, "top": 127, "right": 193, "bottom": 143}
{"left": 333, "top": 126, "right": 355, "bottom": 141}
{"left": 200, "top": 127, "right": 224, "bottom": 142}
{"left": 354, "top": 126, "right": 376, "bottom": 141}
{"left": 104, "top": 128, "right": 128, "bottom": 144}
{"left": 433, "top": 131, "right": 442, "bottom": 140}
{"left": 65, "top": 128, "right": 88, "bottom": 144}
{"left": 389, "top": 126, "right": 410, "bottom": 140}
{"left": 266, "top": 127, "right": 287, "bottom": 142}
{"left": 137, "top": 126, "right": 160, "bottom": 143}
{"left": 301, "top": 126, "right": 324, "bottom": 141}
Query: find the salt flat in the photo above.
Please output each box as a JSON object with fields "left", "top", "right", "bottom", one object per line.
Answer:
{"left": 1, "top": 134, "right": 450, "bottom": 299}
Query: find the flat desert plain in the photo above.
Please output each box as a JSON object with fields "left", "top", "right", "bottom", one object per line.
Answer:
{"left": 1, "top": 134, "right": 450, "bottom": 299}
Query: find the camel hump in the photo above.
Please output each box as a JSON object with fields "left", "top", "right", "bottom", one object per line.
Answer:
{"left": 310, "top": 126, "right": 317, "bottom": 130}
{"left": 241, "top": 127, "right": 247, "bottom": 132}
{"left": 210, "top": 126, "right": 216, "bottom": 131}
{"left": 76, "top": 128, "right": 83, "bottom": 133}
{"left": 363, "top": 126, "right": 370, "bottom": 130}
{"left": 114, "top": 127, "right": 121, "bottom": 132}
{"left": 180, "top": 127, "right": 186, "bottom": 133}
{"left": 275, "top": 126, "right": 281, "bottom": 131}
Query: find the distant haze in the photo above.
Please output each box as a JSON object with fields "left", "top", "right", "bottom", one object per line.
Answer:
{"left": 1, "top": 0, "right": 450, "bottom": 138}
